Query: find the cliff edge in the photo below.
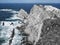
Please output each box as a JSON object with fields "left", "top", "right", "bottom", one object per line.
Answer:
{"left": 17, "top": 5, "right": 60, "bottom": 45}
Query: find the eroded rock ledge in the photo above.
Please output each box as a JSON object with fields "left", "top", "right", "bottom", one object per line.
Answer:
{"left": 17, "top": 5, "right": 60, "bottom": 45}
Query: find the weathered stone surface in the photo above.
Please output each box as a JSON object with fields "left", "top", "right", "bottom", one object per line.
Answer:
{"left": 18, "top": 5, "right": 60, "bottom": 45}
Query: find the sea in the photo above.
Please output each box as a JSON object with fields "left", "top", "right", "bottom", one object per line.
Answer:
{"left": 0, "top": 3, "right": 60, "bottom": 21}
{"left": 0, "top": 3, "right": 60, "bottom": 45}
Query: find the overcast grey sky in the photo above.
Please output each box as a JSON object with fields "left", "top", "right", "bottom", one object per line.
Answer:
{"left": 0, "top": 0, "right": 60, "bottom": 3}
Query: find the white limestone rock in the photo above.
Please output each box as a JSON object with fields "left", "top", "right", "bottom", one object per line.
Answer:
{"left": 24, "top": 5, "right": 50, "bottom": 42}
{"left": 1, "top": 4, "right": 60, "bottom": 45}
{"left": 21, "top": 5, "right": 60, "bottom": 45}
{"left": 44, "top": 5, "right": 60, "bottom": 18}
{"left": 17, "top": 9, "right": 28, "bottom": 21}
{"left": 44, "top": 5, "right": 59, "bottom": 11}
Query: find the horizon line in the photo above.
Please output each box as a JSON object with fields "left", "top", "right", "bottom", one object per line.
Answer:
{"left": 0, "top": 3, "right": 58, "bottom": 4}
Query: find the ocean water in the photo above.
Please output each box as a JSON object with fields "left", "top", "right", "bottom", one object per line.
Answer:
{"left": 0, "top": 3, "right": 60, "bottom": 21}
{"left": 0, "top": 3, "right": 60, "bottom": 45}
{"left": 0, "top": 3, "right": 60, "bottom": 11}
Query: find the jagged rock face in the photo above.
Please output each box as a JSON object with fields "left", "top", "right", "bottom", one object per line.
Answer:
{"left": 24, "top": 5, "right": 50, "bottom": 43}
{"left": 19, "top": 5, "right": 60, "bottom": 45}
{"left": 17, "top": 9, "right": 28, "bottom": 21}
{"left": 1, "top": 5, "right": 60, "bottom": 45}
{"left": 36, "top": 17, "right": 60, "bottom": 45}
{"left": 44, "top": 5, "right": 60, "bottom": 18}
{"left": 44, "top": 5, "right": 59, "bottom": 11}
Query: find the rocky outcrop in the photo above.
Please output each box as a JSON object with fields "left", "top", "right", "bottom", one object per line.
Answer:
{"left": 24, "top": 5, "right": 50, "bottom": 45}
{"left": 44, "top": 5, "right": 60, "bottom": 18}
{"left": 17, "top": 5, "right": 60, "bottom": 45}
{"left": 17, "top": 9, "right": 28, "bottom": 21}
{"left": 1, "top": 4, "right": 60, "bottom": 45}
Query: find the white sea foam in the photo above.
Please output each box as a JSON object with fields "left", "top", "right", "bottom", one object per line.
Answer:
{"left": 0, "top": 12, "right": 23, "bottom": 45}
{"left": 0, "top": 9, "right": 18, "bottom": 14}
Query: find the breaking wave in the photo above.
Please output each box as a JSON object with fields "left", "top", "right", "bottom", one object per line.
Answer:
{"left": 0, "top": 9, "right": 18, "bottom": 14}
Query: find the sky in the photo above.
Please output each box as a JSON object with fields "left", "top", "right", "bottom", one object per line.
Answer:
{"left": 0, "top": 0, "right": 60, "bottom": 3}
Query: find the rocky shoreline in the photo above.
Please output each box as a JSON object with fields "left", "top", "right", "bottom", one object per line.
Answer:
{"left": 16, "top": 5, "right": 60, "bottom": 45}
{"left": 0, "top": 5, "right": 60, "bottom": 45}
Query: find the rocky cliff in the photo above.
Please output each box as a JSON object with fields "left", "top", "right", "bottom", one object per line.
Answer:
{"left": 17, "top": 5, "right": 60, "bottom": 45}
{"left": 0, "top": 5, "right": 60, "bottom": 45}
